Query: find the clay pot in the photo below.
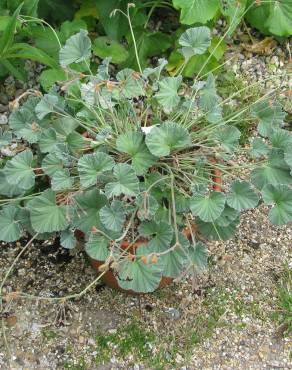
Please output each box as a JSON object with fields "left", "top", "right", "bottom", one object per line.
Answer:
{"left": 89, "top": 225, "right": 196, "bottom": 294}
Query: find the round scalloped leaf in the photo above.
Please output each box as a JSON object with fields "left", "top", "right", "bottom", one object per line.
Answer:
{"left": 197, "top": 217, "right": 240, "bottom": 241}
{"left": 154, "top": 76, "right": 182, "bottom": 113}
{"left": 190, "top": 192, "right": 226, "bottom": 222}
{"left": 8, "top": 97, "right": 41, "bottom": 143}
{"left": 100, "top": 200, "right": 126, "bottom": 232}
{"left": 262, "top": 184, "right": 292, "bottom": 225}
{"left": 215, "top": 205, "right": 240, "bottom": 227}
{"left": 85, "top": 233, "right": 110, "bottom": 261}
{"left": 51, "top": 169, "right": 73, "bottom": 191}
{"left": 139, "top": 221, "right": 173, "bottom": 252}
{"left": 160, "top": 233, "right": 189, "bottom": 278}
{"left": 213, "top": 125, "right": 241, "bottom": 153}
{"left": 251, "top": 99, "right": 286, "bottom": 137}
{"left": 60, "top": 229, "right": 77, "bottom": 249}
{"left": 71, "top": 189, "right": 107, "bottom": 234}
{"left": 145, "top": 121, "right": 191, "bottom": 157}
{"left": 38, "top": 128, "right": 58, "bottom": 153}
{"left": 3, "top": 149, "right": 35, "bottom": 190}
{"left": 227, "top": 181, "right": 259, "bottom": 211}
{"left": 251, "top": 163, "right": 292, "bottom": 189}
{"left": 179, "top": 26, "right": 211, "bottom": 59}
{"left": 35, "top": 94, "right": 63, "bottom": 120}
{"left": 105, "top": 163, "right": 140, "bottom": 197}
{"left": 173, "top": 0, "right": 219, "bottom": 25}
{"left": 269, "top": 129, "right": 292, "bottom": 151}
{"left": 187, "top": 241, "right": 208, "bottom": 272}
{"left": 78, "top": 152, "right": 115, "bottom": 188}
{"left": 249, "top": 138, "right": 269, "bottom": 158}
{"left": 117, "top": 245, "right": 164, "bottom": 293}
{"left": 0, "top": 205, "right": 23, "bottom": 242}
{"left": 0, "top": 171, "right": 26, "bottom": 197}
{"left": 59, "top": 29, "right": 91, "bottom": 67}
{"left": 26, "top": 190, "right": 70, "bottom": 233}
{"left": 116, "top": 131, "right": 157, "bottom": 175}
{"left": 42, "top": 153, "right": 64, "bottom": 176}
{"left": 116, "top": 68, "right": 145, "bottom": 99}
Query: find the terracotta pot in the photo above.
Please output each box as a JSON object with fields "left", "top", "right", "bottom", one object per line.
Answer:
{"left": 89, "top": 225, "right": 195, "bottom": 294}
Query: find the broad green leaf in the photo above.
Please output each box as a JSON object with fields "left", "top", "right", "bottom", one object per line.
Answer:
{"left": 187, "top": 241, "right": 208, "bottom": 271}
{"left": 105, "top": 163, "right": 140, "bottom": 197}
{"left": 0, "top": 171, "right": 26, "bottom": 197}
{"left": 9, "top": 96, "right": 41, "bottom": 143}
{"left": 100, "top": 200, "right": 126, "bottom": 232}
{"left": 155, "top": 76, "right": 182, "bottom": 113}
{"left": 60, "top": 229, "right": 77, "bottom": 249}
{"left": 117, "top": 245, "right": 164, "bottom": 293}
{"left": 39, "top": 68, "right": 67, "bottom": 91}
{"left": 251, "top": 162, "right": 292, "bottom": 189}
{"left": 38, "top": 128, "right": 58, "bottom": 153}
{"left": 161, "top": 233, "right": 189, "bottom": 278}
{"left": 250, "top": 137, "right": 269, "bottom": 158}
{"left": 227, "top": 181, "right": 259, "bottom": 211}
{"left": 266, "top": 1, "right": 292, "bottom": 37}
{"left": 51, "top": 169, "right": 73, "bottom": 191}
{"left": 139, "top": 221, "right": 173, "bottom": 252}
{"left": 269, "top": 129, "right": 292, "bottom": 151}
{"left": 213, "top": 125, "right": 241, "bottom": 152}
{"left": 173, "top": 0, "right": 219, "bottom": 25}
{"left": 26, "top": 190, "right": 70, "bottom": 233}
{"left": 262, "top": 184, "right": 292, "bottom": 225}
{"left": 85, "top": 233, "right": 110, "bottom": 261}
{"left": 197, "top": 217, "right": 240, "bottom": 241}
{"left": 216, "top": 205, "right": 240, "bottom": 227}
{"left": 60, "top": 19, "right": 88, "bottom": 40}
{"left": 0, "top": 205, "right": 23, "bottom": 242}
{"left": 0, "top": 128, "right": 12, "bottom": 148}
{"left": 59, "top": 29, "right": 91, "bottom": 67}
{"left": 42, "top": 153, "right": 64, "bottom": 176}
{"left": 116, "top": 131, "right": 157, "bottom": 175}
{"left": 4, "top": 150, "right": 35, "bottom": 190}
{"left": 251, "top": 99, "right": 286, "bottom": 137}
{"left": 78, "top": 152, "right": 115, "bottom": 188}
{"left": 66, "top": 132, "right": 85, "bottom": 151}
{"left": 72, "top": 189, "right": 107, "bottom": 233}
{"left": 245, "top": 1, "right": 270, "bottom": 35}
{"left": 35, "top": 94, "right": 62, "bottom": 119}
{"left": 145, "top": 121, "right": 191, "bottom": 157}
{"left": 179, "top": 27, "right": 211, "bottom": 59}
{"left": 116, "top": 68, "right": 145, "bottom": 99}
{"left": 93, "top": 37, "right": 129, "bottom": 64}
{"left": 190, "top": 192, "right": 226, "bottom": 222}
{"left": 95, "top": 0, "right": 128, "bottom": 41}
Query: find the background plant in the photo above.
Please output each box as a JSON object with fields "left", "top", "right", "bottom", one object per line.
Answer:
{"left": 0, "top": 1, "right": 291, "bottom": 84}
{"left": 0, "top": 24, "right": 291, "bottom": 293}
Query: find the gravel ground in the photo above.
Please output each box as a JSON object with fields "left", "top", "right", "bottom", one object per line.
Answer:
{"left": 0, "top": 26, "right": 291, "bottom": 370}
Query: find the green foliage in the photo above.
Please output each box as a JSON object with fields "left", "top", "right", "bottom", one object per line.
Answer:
{"left": 0, "top": 27, "right": 291, "bottom": 293}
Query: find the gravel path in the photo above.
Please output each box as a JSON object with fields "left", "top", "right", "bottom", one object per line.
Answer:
{"left": 0, "top": 29, "right": 291, "bottom": 370}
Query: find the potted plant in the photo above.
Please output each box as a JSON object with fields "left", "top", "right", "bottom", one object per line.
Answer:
{"left": 0, "top": 26, "right": 291, "bottom": 294}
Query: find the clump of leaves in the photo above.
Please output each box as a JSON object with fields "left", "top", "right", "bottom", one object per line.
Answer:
{"left": 0, "top": 26, "right": 291, "bottom": 294}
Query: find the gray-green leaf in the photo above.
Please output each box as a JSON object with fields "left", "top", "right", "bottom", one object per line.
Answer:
{"left": 227, "top": 180, "right": 259, "bottom": 211}
{"left": 190, "top": 191, "right": 226, "bottom": 222}
{"left": 59, "top": 29, "right": 91, "bottom": 67}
